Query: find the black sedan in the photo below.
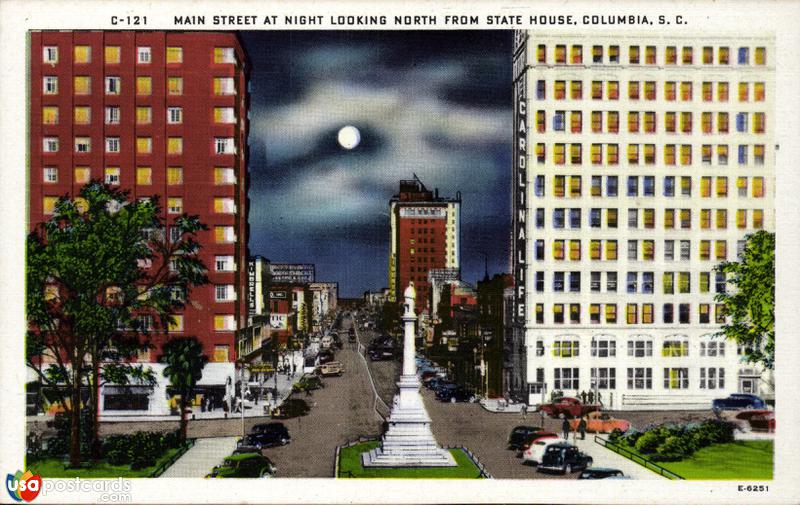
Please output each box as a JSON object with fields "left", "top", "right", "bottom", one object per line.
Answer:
{"left": 435, "top": 385, "right": 476, "bottom": 403}
{"left": 537, "top": 443, "right": 593, "bottom": 474}
{"left": 578, "top": 467, "right": 626, "bottom": 479}
{"left": 239, "top": 423, "right": 291, "bottom": 449}
{"left": 507, "top": 426, "right": 547, "bottom": 450}
{"left": 712, "top": 393, "right": 767, "bottom": 411}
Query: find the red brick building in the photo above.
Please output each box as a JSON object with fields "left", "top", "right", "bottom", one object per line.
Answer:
{"left": 389, "top": 176, "right": 460, "bottom": 314}
{"left": 29, "top": 31, "right": 249, "bottom": 370}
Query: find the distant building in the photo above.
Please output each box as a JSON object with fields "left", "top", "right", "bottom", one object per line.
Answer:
{"left": 248, "top": 256, "right": 270, "bottom": 322}
{"left": 388, "top": 175, "right": 461, "bottom": 315}
{"left": 269, "top": 263, "right": 315, "bottom": 284}
{"left": 476, "top": 274, "right": 514, "bottom": 399}
{"left": 364, "top": 288, "right": 390, "bottom": 306}
{"left": 309, "top": 282, "right": 338, "bottom": 332}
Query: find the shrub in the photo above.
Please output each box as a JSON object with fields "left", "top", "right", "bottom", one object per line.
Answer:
{"left": 623, "top": 429, "right": 643, "bottom": 448}
{"left": 635, "top": 430, "right": 665, "bottom": 454}
{"left": 607, "top": 428, "right": 625, "bottom": 444}
{"left": 699, "top": 419, "right": 735, "bottom": 444}
{"left": 101, "top": 431, "right": 168, "bottom": 469}
{"left": 652, "top": 434, "right": 695, "bottom": 462}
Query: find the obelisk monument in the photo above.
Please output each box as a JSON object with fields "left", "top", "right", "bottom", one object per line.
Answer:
{"left": 362, "top": 283, "right": 456, "bottom": 467}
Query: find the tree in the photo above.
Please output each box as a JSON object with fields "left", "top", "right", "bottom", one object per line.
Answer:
{"left": 159, "top": 337, "right": 208, "bottom": 442}
{"left": 26, "top": 182, "right": 208, "bottom": 466}
{"left": 714, "top": 231, "right": 775, "bottom": 369}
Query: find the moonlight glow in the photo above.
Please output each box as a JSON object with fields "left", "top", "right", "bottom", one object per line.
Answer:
{"left": 337, "top": 125, "right": 361, "bottom": 149}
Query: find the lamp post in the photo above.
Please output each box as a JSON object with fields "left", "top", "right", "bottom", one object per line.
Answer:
{"left": 239, "top": 362, "right": 250, "bottom": 440}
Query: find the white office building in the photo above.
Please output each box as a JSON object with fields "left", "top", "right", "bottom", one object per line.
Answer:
{"left": 511, "top": 32, "right": 774, "bottom": 410}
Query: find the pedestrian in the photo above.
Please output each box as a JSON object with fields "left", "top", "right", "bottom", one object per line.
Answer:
{"left": 578, "top": 416, "right": 587, "bottom": 440}
{"left": 521, "top": 403, "right": 528, "bottom": 420}
{"left": 580, "top": 390, "right": 587, "bottom": 403}
{"left": 588, "top": 390, "right": 595, "bottom": 404}
{"left": 200, "top": 396, "right": 206, "bottom": 412}
{"left": 561, "top": 416, "right": 571, "bottom": 440}
{"left": 597, "top": 391, "right": 603, "bottom": 408}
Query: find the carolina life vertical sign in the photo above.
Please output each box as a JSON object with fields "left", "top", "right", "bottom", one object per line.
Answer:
{"left": 512, "top": 30, "right": 528, "bottom": 327}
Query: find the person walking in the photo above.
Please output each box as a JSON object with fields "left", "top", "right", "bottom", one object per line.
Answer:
{"left": 521, "top": 403, "right": 528, "bottom": 420}
{"left": 561, "top": 416, "right": 571, "bottom": 440}
{"left": 578, "top": 416, "right": 587, "bottom": 440}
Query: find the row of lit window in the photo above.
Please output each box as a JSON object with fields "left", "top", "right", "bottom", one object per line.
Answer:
{"left": 534, "top": 80, "right": 766, "bottom": 103}
{"left": 543, "top": 205, "right": 765, "bottom": 231}
{"left": 42, "top": 105, "right": 236, "bottom": 127}
{"left": 540, "top": 340, "right": 727, "bottom": 359}
{"left": 537, "top": 111, "right": 766, "bottom": 136}
{"left": 41, "top": 166, "right": 236, "bottom": 186}
{"left": 543, "top": 175, "right": 766, "bottom": 199}
{"left": 40, "top": 135, "right": 237, "bottom": 156}
{"left": 538, "top": 270, "right": 729, "bottom": 295}
{"left": 42, "top": 192, "right": 236, "bottom": 215}
{"left": 42, "top": 45, "right": 237, "bottom": 66}
{"left": 533, "top": 302, "right": 726, "bottom": 325}
{"left": 542, "top": 238, "right": 743, "bottom": 262}
{"left": 545, "top": 367, "right": 726, "bottom": 391}
{"left": 533, "top": 44, "right": 766, "bottom": 66}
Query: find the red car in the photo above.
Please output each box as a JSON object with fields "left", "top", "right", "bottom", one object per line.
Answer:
{"left": 734, "top": 410, "right": 775, "bottom": 433}
{"left": 537, "top": 397, "right": 600, "bottom": 419}
{"left": 516, "top": 431, "right": 558, "bottom": 457}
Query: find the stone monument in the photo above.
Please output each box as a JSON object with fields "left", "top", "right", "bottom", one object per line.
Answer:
{"left": 362, "top": 283, "right": 456, "bottom": 467}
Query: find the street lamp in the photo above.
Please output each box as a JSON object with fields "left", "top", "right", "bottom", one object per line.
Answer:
{"left": 239, "top": 361, "right": 250, "bottom": 440}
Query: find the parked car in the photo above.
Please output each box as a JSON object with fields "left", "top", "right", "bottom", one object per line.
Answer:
{"left": 578, "top": 467, "right": 625, "bottom": 479}
{"left": 316, "top": 361, "right": 345, "bottom": 377}
{"left": 734, "top": 410, "right": 775, "bottom": 432}
{"left": 271, "top": 398, "right": 310, "bottom": 419}
{"left": 319, "top": 349, "right": 336, "bottom": 364}
{"left": 521, "top": 436, "right": 562, "bottom": 464}
{"left": 206, "top": 453, "right": 276, "bottom": 478}
{"left": 537, "top": 397, "right": 600, "bottom": 419}
{"left": 507, "top": 426, "right": 547, "bottom": 450}
{"left": 537, "top": 443, "right": 593, "bottom": 474}
{"left": 517, "top": 431, "right": 558, "bottom": 457}
{"left": 712, "top": 393, "right": 767, "bottom": 411}
{"left": 369, "top": 349, "right": 395, "bottom": 361}
{"left": 293, "top": 375, "right": 325, "bottom": 392}
{"left": 239, "top": 423, "right": 290, "bottom": 449}
{"left": 436, "top": 385, "right": 476, "bottom": 403}
{"left": 419, "top": 370, "right": 438, "bottom": 382}
{"left": 569, "top": 411, "right": 631, "bottom": 434}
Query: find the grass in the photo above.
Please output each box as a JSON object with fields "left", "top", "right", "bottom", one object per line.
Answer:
{"left": 28, "top": 446, "right": 183, "bottom": 478}
{"left": 338, "top": 441, "right": 483, "bottom": 479}
{"left": 606, "top": 440, "right": 773, "bottom": 480}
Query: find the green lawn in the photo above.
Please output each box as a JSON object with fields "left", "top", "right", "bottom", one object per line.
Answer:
{"left": 338, "top": 442, "right": 483, "bottom": 479}
{"left": 28, "top": 447, "right": 183, "bottom": 478}
{"left": 657, "top": 441, "right": 773, "bottom": 480}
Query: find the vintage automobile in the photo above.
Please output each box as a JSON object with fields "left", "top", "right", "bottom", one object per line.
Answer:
{"left": 206, "top": 453, "right": 276, "bottom": 478}
{"left": 238, "top": 422, "right": 291, "bottom": 449}
{"left": 507, "top": 426, "right": 547, "bottom": 450}
{"left": 521, "top": 435, "right": 562, "bottom": 464}
{"left": 733, "top": 409, "right": 775, "bottom": 432}
{"left": 271, "top": 398, "right": 311, "bottom": 419}
{"left": 569, "top": 411, "right": 631, "bottom": 433}
{"left": 537, "top": 443, "right": 593, "bottom": 474}
{"left": 435, "top": 384, "right": 476, "bottom": 403}
{"left": 712, "top": 393, "right": 767, "bottom": 411}
{"left": 292, "top": 375, "right": 325, "bottom": 393}
{"left": 537, "top": 397, "right": 600, "bottom": 419}
{"left": 316, "top": 361, "right": 345, "bottom": 377}
{"left": 578, "top": 467, "right": 626, "bottom": 479}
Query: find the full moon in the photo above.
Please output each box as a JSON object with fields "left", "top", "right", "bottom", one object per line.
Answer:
{"left": 337, "top": 125, "right": 361, "bottom": 150}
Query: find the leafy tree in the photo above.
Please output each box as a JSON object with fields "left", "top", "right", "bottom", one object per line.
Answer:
{"left": 714, "top": 231, "right": 775, "bottom": 369}
{"left": 26, "top": 182, "right": 208, "bottom": 466}
{"left": 159, "top": 337, "right": 208, "bottom": 442}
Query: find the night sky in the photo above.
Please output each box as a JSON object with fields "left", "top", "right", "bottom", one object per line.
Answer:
{"left": 240, "top": 31, "right": 512, "bottom": 297}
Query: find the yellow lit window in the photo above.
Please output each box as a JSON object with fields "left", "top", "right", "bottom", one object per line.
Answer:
{"left": 700, "top": 240, "right": 711, "bottom": 260}
{"left": 752, "top": 177, "right": 765, "bottom": 197}
{"left": 536, "top": 143, "right": 545, "bottom": 163}
{"left": 665, "top": 112, "right": 676, "bottom": 132}
{"left": 663, "top": 272, "right": 674, "bottom": 294}
{"left": 591, "top": 111, "right": 602, "bottom": 132}
{"left": 642, "top": 240, "right": 654, "bottom": 261}
{"left": 644, "top": 81, "right": 656, "bottom": 100}
{"left": 608, "top": 81, "right": 619, "bottom": 100}
{"left": 718, "top": 113, "right": 729, "bottom": 133}
{"left": 645, "top": 46, "right": 656, "bottom": 64}
{"left": 664, "top": 144, "right": 676, "bottom": 165}
{"left": 716, "top": 209, "right": 728, "bottom": 229}
{"left": 570, "top": 44, "right": 582, "bottom": 64}
{"left": 553, "top": 240, "right": 565, "bottom": 260}
{"left": 754, "top": 82, "right": 765, "bottom": 101}
{"left": 719, "top": 47, "right": 730, "bottom": 64}
{"left": 590, "top": 143, "right": 601, "bottom": 164}
{"left": 702, "top": 145, "right": 712, "bottom": 164}
{"left": 642, "top": 304, "right": 654, "bottom": 324}
{"left": 554, "top": 144, "right": 565, "bottom": 165}
{"left": 607, "top": 209, "right": 618, "bottom": 228}
{"left": 626, "top": 304, "right": 638, "bottom": 324}
{"left": 755, "top": 47, "right": 766, "bottom": 65}
{"left": 104, "top": 46, "right": 120, "bottom": 64}
{"left": 680, "top": 112, "right": 692, "bottom": 133}
{"left": 537, "top": 44, "right": 546, "bottom": 63}
{"left": 569, "top": 176, "right": 581, "bottom": 196}
{"left": 703, "top": 46, "right": 713, "bottom": 64}
{"left": 682, "top": 47, "right": 693, "bottom": 64}
{"left": 665, "top": 81, "right": 676, "bottom": 101}
{"left": 213, "top": 345, "right": 230, "bottom": 362}
{"left": 136, "top": 137, "right": 152, "bottom": 154}
{"left": 644, "top": 112, "right": 655, "bottom": 133}
{"left": 43, "top": 196, "right": 58, "bottom": 214}
{"left": 644, "top": 143, "right": 655, "bottom": 164}
{"left": 627, "top": 144, "right": 639, "bottom": 164}
{"left": 718, "top": 82, "right": 729, "bottom": 101}
{"left": 664, "top": 210, "right": 677, "bottom": 230}
{"left": 555, "top": 45, "right": 566, "bottom": 63}
{"left": 570, "top": 80, "right": 582, "bottom": 99}
{"left": 629, "top": 81, "right": 640, "bottom": 100}
{"left": 702, "top": 82, "right": 712, "bottom": 101}
{"left": 590, "top": 304, "right": 600, "bottom": 322}
{"left": 590, "top": 240, "right": 601, "bottom": 260}
{"left": 606, "top": 240, "right": 618, "bottom": 260}
{"left": 214, "top": 198, "right": 234, "bottom": 213}
{"left": 554, "top": 176, "right": 565, "bottom": 197}
{"left": 666, "top": 46, "right": 677, "bottom": 64}
{"left": 570, "top": 111, "right": 582, "bottom": 133}
{"left": 74, "top": 167, "right": 90, "bottom": 184}
{"left": 74, "top": 76, "right": 90, "bottom": 95}
{"left": 699, "top": 304, "right": 710, "bottom": 323}
{"left": 738, "top": 82, "right": 749, "bottom": 102}
{"left": 716, "top": 177, "right": 728, "bottom": 197}
{"left": 605, "top": 304, "right": 617, "bottom": 324}
{"left": 680, "top": 81, "right": 692, "bottom": 101}
{"left": 700, "top": 272, "right": 710, "bottom": 292}
{"left": 136, "top": 106, "right": 152, "bottom": 124}
{"left": 680, "top": 209, "right": 691, "bottom": 228}
{"left": 553, "top": 305, "right": 564, "bottom": 323}
{"left": 536, "top": 111, "right": 545, "bottom": 133}
{"left": 608, "top": 111, "right": 619, "bottom": 132}
{"left": 167, "top": 77, "right": 183, "bottom": 95}
{"left": 643, "top": 208, "right": 654, "bottom": 228}
{"left": 702, "top": 112, "right": 712, "bottom": 133}
{"left": 167, "top": 167, "right": 183, "bottom": 185}
{"left": 569, "top": 240, "right": 581, "bottom": 261}
{"left": 74, "top": 45, "right": 91, "bottom": 63}
{"left": 609, "top": 45, "right": 619, "bottom": 62}
{"left": 628, "top": 112, "right": 639, "bottom": 132}
{"left": 607, "top": 143, "right": 619, "bottom": 164}
{"left": 554, "top": 81, "right": 566, "bottom": 100}
{"left": 570, "top": 144, "right": 582, "bottom": 165}
{"left": 168, "top": 315, "right": 184, "bottom": 332}
{"left": 591, "top": 81, "right": 602, "bottom": 99}
{"left": 680, "top": 145, "right": 692, "bottom": 165}
{"left": 629, "top": 45, "right": 640, "bottom": 64}
{"left": 73, "top": 106, "right": 90, "bottom": 124}
{"left": 214, "top": 316, "right": 228, "bottom": 331}
{"left": 136, "top": 167, "right": 152, "bottom": 185}
{"left": 754, "top": 144, "right": 765, "bottom": 165}
{"left": 592, "top": 45, "right": 602, "bottom": 62}
{"left": 701, "top": 177, "right": 712, "bottom": 197}
{"left": 42, "top": 106, "right": 58, "bottom": 125}
{"left": 700, "top": 209, "right": 711, "bottom": 228}
{"left": 136, "top": 76, "right": 152, "bottom": 95}
{"left": 167, "top": 137, "right": 183, "bottom": 155}
{"left": 753, "top": 209, "right": 764, "bottom": 229}
{"left": 166, "top": 46, "right": 183, "bottom": 63}
{"left": 715, "top": 240, "right": 727, "bottom": 260}
{"left": 754, "top": 113, "right": 765, "bottom": 133}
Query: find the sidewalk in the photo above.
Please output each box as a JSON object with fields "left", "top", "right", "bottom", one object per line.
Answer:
{"left": 160, "top": 437, "right": 239, "bottom": 478}
{"left": 571, "top": 435, "right": 664, "bottom": 480}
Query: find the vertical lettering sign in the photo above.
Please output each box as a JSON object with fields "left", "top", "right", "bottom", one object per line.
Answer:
{"left": 512, "top": 35, "right": 528, "bottom": 327}
{"left": 248, "top": 259, "right": 257, "bottom": 315}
